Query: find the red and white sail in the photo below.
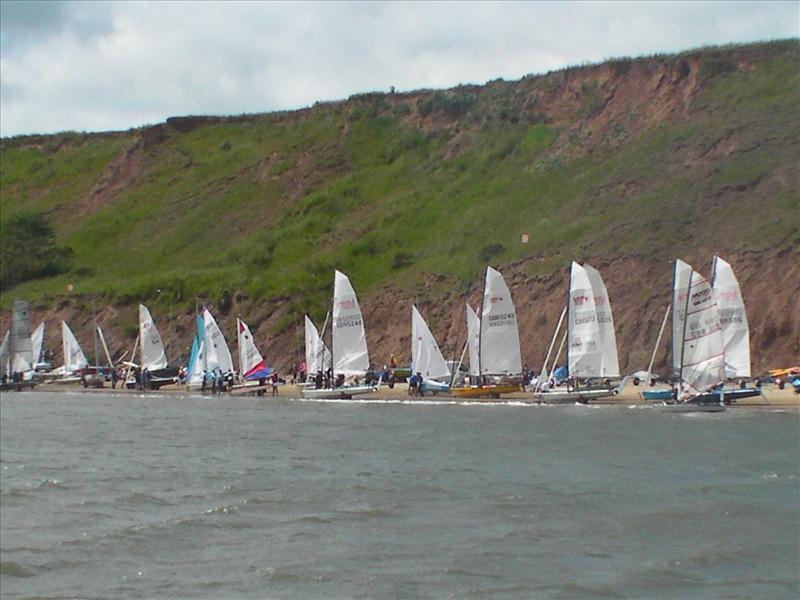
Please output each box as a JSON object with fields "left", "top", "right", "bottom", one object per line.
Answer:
{"left": 237, "top": 318, "right": 271, "bottom": 380}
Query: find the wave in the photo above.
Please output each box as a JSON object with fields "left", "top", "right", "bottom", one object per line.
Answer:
{"left": 0, "top": 560, "right": 38, "bottom": 578}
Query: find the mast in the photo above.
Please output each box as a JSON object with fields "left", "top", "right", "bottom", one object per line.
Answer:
{"left": 645, "top": 304, "right": 671, "bottom": 384}
{"left": 677, "top": 270, "right": 694, "bottom": 402}
{"left": 537, "top": 305, "right": 566, "bottom": 392}
{"left": 477, "top": 269, "right": 485, "bottom": 380}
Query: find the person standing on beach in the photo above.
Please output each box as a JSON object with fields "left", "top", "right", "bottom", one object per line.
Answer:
{"left": 271, "top": 372, "right": 279, "bottom": 396}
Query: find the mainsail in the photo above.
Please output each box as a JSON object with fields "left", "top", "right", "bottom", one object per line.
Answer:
{"left": 31, "top": 322, "right": 45, "bottom": 367}
{"left": 711, "top": 256, "right": 751, "bottom": 378}
{"left": 186, "top": 315, "right": 206, "bottom": 387}
{"left": 411, "top": 305, "right": 450, "bottom": 380}
{"left": 677, "top": 265, "right": 725, "bottom": 401}
{"left": 203, "top": 308, "right": 233, "bottom": 373}
{"left": 304, "top": 315, "right": 331, "bottom": 374}
{"left": 568, "top": 262, "right": 603, "bottom": 378}
{"left": 479, "top": 266, "right": 521, "bottom": 376}
{"left": 0, "top": 331, "right": 9, "bottom": 376}
{"left": 237, "top": 318, "right": 271, "bottom": 380}
{"left": 671, "top": 259, "right": 693, "bottom": 375}
{"left": 466, "top": 304, "right": 481, "bottom": 377}
{"left": 584, "top": 263, "right": 620, "bottom": 377}
{"left": 9, "top": 301, "right": 34, "bottom": 374}
{"left": 139, "top": 304, "right": 168, "bottom": 370}
{"left": 332, "top": 270, "right": 369, "bottom": 376}
{"left": 62, "top": 321, "right": 88, "bottom": 373}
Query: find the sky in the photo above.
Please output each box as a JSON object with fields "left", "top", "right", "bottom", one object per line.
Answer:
{"left": 1, "top": 1, "right": 797, "bottom": 137}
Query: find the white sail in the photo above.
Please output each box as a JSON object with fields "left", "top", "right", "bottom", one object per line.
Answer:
{"left": 9, "top": 301, "right": 34, "bottom": 373}
{"left": 203, "top": 308, "right": 234, "bottom": 373}
{"left": 62, "top": 321, "right": 88, "bottom": 373}
{"left": 584, "top": 263, "right": 620, "bottom": 377}
{"left": 671, "top": 259, "right": 693, "bottom": 374}
{"left": 411, "top": 305, "right": 450, "bottom": 380}
{"left": 237, "top": 318, "right": 270, "bottom": 380}
{"left": 568, "top": 262, "right": 603, "bottom": 378}
{"left": 304, "top": 315, "right": 331, "bottom": 374}
{"left": 0, "top": 330, "right": 9, "bottom": 376}
{"left": 466, "top": 304, "right": 481, "bottom": 377}
{"left": 139, "top": 304, "right": 168, "bottom": 370}
{"left": 31, "top": 322, "right": 45, "bottom": 366}
{"left": 332, "top": 270, "right": 369, "bottom": 376}
{"left": 677, "top": 267, "right": 725, "bottom": 401}
{"left": 711, "top": 256, "right": 751, "bottom": 378}
{"left": 479, "top": 266, "right": 522, "bottom": 376}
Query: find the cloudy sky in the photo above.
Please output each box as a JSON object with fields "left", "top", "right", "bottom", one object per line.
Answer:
{"left": 1, "top": 1, "right": 797, "bottom": 136}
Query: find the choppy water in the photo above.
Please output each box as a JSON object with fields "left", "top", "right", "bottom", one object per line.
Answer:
{"left": 1, "top": 392, "right": 798, "bottom": 599}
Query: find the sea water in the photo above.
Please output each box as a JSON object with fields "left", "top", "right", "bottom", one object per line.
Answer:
{"left": 1, "top": 392, "right": 798, "bottom": 599}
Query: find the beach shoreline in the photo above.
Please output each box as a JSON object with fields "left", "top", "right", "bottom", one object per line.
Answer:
{"left": 10, "top": 381, "right": 799, "bottom": 407}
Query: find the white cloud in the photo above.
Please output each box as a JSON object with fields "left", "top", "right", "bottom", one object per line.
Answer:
{"left": 1, "top": 0, "right": 797, "bottom": 136}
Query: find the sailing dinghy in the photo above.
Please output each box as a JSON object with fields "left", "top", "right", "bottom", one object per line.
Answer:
{"left": 0, "top": 301, "right": 37, "bottom": 390}
{"left": 451, "top": 267, "right": 522, "bottom": 399}
{"left": 229, "top": 318, "right": 273, "bottom": 395}
{"left": 643, "top": 257, "right": 757, "bottom": 405}
{"left": 655, "top": 260, "right": 727, "bottom": 412}
{"left": 411, "top": 305, "right": 451, "bottom": 396}
{"left": 532, "top": 262, "right": 622, "bottom": 403}
{"left": 301, "top": 270, "right": 379, "bottom": 399}
{"left": 47, "top": 321, "right": 90, "bottom": 384}
{"left": 124, "top": 304, "right": 177, "bottom": 389}
{"left": 300, "top": 314, "right": 332, "bottom": 388}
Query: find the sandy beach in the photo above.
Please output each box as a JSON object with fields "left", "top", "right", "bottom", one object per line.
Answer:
{"left": 18, "top": 380, "right": 800, "bottom": 407}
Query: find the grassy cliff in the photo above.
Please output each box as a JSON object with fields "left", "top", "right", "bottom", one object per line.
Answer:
{"left": 1, "top": 40, "right": 798, "bottom": 372}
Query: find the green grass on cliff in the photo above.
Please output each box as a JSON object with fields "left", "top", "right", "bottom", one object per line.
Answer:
{"left": 1, "top": 40, "right": 798, "bottom": 323}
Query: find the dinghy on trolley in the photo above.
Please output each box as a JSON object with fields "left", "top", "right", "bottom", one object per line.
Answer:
{"left": 301, "top": 270, "right": 379, "bottom": 400}
{"left": 532, "top": 262, "right": 622, "bottom": 403}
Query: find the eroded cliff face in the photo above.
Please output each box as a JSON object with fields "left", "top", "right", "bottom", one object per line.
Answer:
{"left": 19, "top": 244, "right": 799, "bottom": 377}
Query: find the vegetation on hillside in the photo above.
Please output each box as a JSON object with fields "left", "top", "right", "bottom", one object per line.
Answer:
{"left": 1, "top": 40, "right": 798, "bottom": 331}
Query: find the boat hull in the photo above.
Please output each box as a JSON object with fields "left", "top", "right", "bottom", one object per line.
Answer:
{"left": 531, "top": 387, "right": 618, "bottom": 404}
{"left": 657, "top": 402, "right": 726, "bottom": 413}
{"left": 418, "top": 380, "right": 450, "bottom": 396}
{"left": 301, "top": 385, "right": 378, "bottom": 400}
{"left": 450, "top": 384, "right": 521, "bottom": 399}
{"left": 642, "top": 387, "right": 762, "bottom": 403}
